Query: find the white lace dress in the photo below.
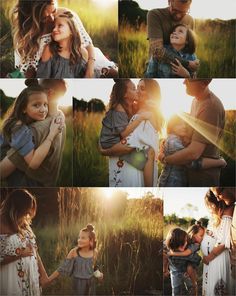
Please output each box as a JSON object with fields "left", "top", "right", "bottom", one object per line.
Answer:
{"left": 109, "top": 115, "right": 159, "bottom": 187}
{"left": 15, "top": 13, "right": 117, "bottom": 77}
{"left": 0, "top": 233, "right": 41, "bottom": 296}
{"left": 201, "top": 215, "right": 232, "bottom": 296}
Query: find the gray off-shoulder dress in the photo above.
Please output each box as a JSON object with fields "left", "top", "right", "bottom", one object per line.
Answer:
{"left": 36, "top": 54, "right": 87, "bottom": 78}
{"left": 58, "top": 254, "right": 95, "bottom": 295}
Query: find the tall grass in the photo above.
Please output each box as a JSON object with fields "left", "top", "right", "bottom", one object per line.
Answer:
{"left": 35, "top": 188, "right": 163, "bottom": 295}
{"left": 73, "top": 111, "right": 108, "bottom": 186}
{"left": 119, "top": 19, "right": 236, "bottom": 78}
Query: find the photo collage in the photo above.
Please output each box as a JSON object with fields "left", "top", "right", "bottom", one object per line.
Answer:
{"left": 0, "top": 1, "right": 235, "bottom": 295}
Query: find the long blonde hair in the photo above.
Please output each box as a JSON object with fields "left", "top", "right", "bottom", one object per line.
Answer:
{"left": 11, "top": 0, "right": 53, "bottom": 63}
{"left": 0, "top": 189, "right": 37, "bottom": 236}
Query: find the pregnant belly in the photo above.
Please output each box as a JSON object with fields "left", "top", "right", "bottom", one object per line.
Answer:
{"left": 201, "top": 231, "right": 217, "bottom": 256}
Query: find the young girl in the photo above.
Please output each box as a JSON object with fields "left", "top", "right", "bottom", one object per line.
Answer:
{"left": 36, "top": 10, "right": 88, "bottom": 78}
{"left": 45, "top": 224, "right": 103, "bottom": 295}
{"left": 0, "top": 79, "right": 62, "bottom": 181}
{"left": 146, "top": 24, "right": 199, "bottom": 78}
{"left": 165, "top": 227, "right": 202, "bottom": 296}
{"left": 100, "top": 79, "right": 157, "bottom": 187}
{"left": 168, "top": 222, "right": 205, "bottom": 296}
{"left": 158, "top": 115, "right": 227, "bottom": 187}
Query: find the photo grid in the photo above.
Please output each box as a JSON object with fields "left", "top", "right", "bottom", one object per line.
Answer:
{"left": 0, "top": 1, "right": 235, "bottom": 296}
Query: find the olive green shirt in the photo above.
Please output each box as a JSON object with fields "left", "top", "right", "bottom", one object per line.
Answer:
{"left": 7, "top": 115, "right": 66, "bottom": 187}
{"left": 187, "top": 91, "right": 225, "bottom": 186}
{"left": 147, "top": 7, "right": 194, "bottom": 44}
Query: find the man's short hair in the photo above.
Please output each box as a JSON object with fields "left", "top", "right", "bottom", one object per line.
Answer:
{"left": 170, "top": 0, "right": 192, "bottom": 3}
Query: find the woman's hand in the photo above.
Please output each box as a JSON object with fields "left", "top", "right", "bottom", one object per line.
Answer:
{"left": 171, "top": 59, "right": 191, "bottom": 78}
{"left": 203, "top": 255, "right": 211, "bottom": 265}
{"left": 20, "top": 244, "right": 34, "bottom": 258}
{"left": 40, "top": 275, "right": 50, "bottom": 288}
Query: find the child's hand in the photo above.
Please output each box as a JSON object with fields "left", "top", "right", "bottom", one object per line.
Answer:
{"left": 188, "top": 59, "right": 200, "bottom": 71}
{"left": 171, "top": 59, "right": 191, "bottom": 78}
{"left": 163, "top": 270, "right": 170, "bottom": 278}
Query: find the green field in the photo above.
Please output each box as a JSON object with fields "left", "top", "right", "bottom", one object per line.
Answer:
{"left": 0, "top": 0, "right": 118, "bottom": 76}
{"left": 119, "top": 19, "right": 236, "bottom": 78}
{"left": 33, "top": 188, "right": 163, "bottom": 295}
{"left": 73, "top": 110, "right": 235, "bottom": 187}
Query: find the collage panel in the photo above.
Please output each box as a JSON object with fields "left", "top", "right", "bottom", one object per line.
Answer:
{"left": 0, "top": 0, "right": 118, "bottom": 79}
{"left": 118, "top": 0, "right": 236, "bottom": 78}
{"left": 163, "top": 187, "right": 236, "bottom": 296}
{"left": 0, "top": 78, "right": 73, "bottom": 187}
{"left": 0, "top": 187, "right": 163, "bottom": 295}
{"left": 73, "top": 78, "right": 236, "bottom": 188}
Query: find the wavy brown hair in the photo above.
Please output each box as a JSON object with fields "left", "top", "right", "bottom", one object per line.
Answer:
{"left": 2, "top": 79, "right": 46, "bottom": 142}
{"left": 108, "top": 79, "right": 133, "bottom": 118}
{"left": 0, "top": 189, "right": 37, "bottom": 237}
{"left": 49, "top": 10, "right": 82, "bottom": 65}
{"left": 139, "top": 79, "right": 164, "bottom": 132}
{"left": 11, "top": 0, "right": 53, "bottom": 63}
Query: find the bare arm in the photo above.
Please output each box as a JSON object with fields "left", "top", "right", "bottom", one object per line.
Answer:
{"left": 203, "top": 244, "right": 225, "bottom": 265}
{"left": 85, "top": 44, "right": 95, "bottom": 78}
{"left": 201, "top": 157, "right": 227, "bottom": 169}
{"left": 169, "top": 249, "right": 192, "bottom": 257}
{"left": 0, "top": 157, "right": 16, "bottom": 179}
{"left": 24, "top": 119, "right": 62, "bottom": 169}
{"left": 120, "top": 112, "right": 151, "bottom": 138}
{"left": 99, "top": 142, "right": 134, "bottom": 157}
{"left": 37, "top": 252, "right": 49, "bottom": 286}
{"left": 165, "top": 141, "right": 206, "bottom": 165}
{"left": 0, "top": 245, "right": 34, "bottom": 266}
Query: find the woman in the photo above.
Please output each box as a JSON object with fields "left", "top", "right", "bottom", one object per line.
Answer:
{"left": 0, "top": 189, "right": 48, "bottom": 295}
{"left": 11, "top": 0, "right": 117, "bottom": 78}
{"left": 100, "top": 79, "right": 163, "bottom": 187}
{"left": 201, "top": 189, "right": 234, "bottom": 295}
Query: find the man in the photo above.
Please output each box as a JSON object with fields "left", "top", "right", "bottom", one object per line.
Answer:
{"left": 162, "top": 79, "right": 225, "bottom": 186}
{"left": 5, "top": 79, "right": 67, "bottom": 187}
{"left": 210, "top": 187, "right": 236, "bottom": 294}
{"left": 146, "top": 0, "right": 198, "bottom": 77}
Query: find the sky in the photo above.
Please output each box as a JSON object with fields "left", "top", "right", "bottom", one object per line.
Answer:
{"left": 163, "top": 187, "right": 210, "bottom": 219}
{"left": 136, "top": 0, "right": 236, "bottom": 20}
{"left": 1, "top": 79, "right": 235, "bottom": 120}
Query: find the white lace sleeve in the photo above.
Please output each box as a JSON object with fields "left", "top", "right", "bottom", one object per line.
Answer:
{"left": 216, "top": 216, "right": 232, "bottom": 249}
{"left": 74, "top": 14, "right": 92, "bottom": 47}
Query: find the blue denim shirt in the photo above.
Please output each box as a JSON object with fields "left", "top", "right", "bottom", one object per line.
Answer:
{"left": 158, "top": 134, "right": 187, "bottom": 187}
{"left": 145, "top": 45, "right": 197, "bottom": 78}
